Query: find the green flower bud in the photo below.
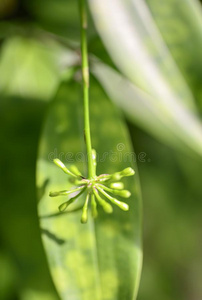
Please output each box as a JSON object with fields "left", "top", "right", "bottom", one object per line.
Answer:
{"left": 50, "top": 186, "right": 85, "bottom": 198}
{"left": 115, "top": 190, "right": 131, "bottom": 198}
{"left": 114, "top": 200, "right": 129, "bottom": 211}
{"left": 111, "top": 172, "right": 122, "bottom": 181}
{"left": 53, "top": 158, "right": 77, "bottom": 178}
{"left": 49, "top": 191, "right": 60, "bottom": 197}
{"left": 93, "top": 188, "right": 113, "bottom": 214}
{"left": 110, "top": 182, "right": 124, "bottom": 190}
{"left": 70, "top": 165, "right": 82, "bottom": 177}
{"left": 97, "top": 187, "right": 130, "bottom": 212}
{"left": 58, "top": 201, "right": 70, "bottom": 212}
{"left": 81, "top": 194, "right": 89, "bottom": 223}
{"left": 81, "top": 209, "right": 88, "bottom": 223}
{"left": 103, "top": 202, "right": 113, "bottom": 214}
{"left": 101, "top": 185, "right": 131, "bottom": 198}
{"left": 54, "top": 158, "right": 67, "bottom": 171}
{"left": 92, "top": 149, "right": 97, "bottom": 161}
{"left": 120, "top": 167, "right": 135, "bottom": 177}
{"left": 92, "top": 149, "right": 97, "bottom": 177}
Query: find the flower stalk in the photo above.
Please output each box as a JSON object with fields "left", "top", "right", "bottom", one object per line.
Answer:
{"left": 49, "top": 0, "right": 135, "bottom": 223}
{"left": 79, "top": 0, "right": 94, "bottom": 179}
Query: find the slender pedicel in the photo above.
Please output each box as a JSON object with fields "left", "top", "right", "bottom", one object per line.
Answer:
{"left": 97, "top": 184, "right": 131, "bottom": 198}
{"left": 81, "top": 193, "right": 90, "bottom": 223}
{"left": 97, "top": 186, "right": 129, "bottom": 211}
{"left": 91, "top": 194, "right": 98, "bottom": 218}
{"left": 58, "top": 187, "right": 87, "bottom": 212}
{"left": 69, "top": 165, "right": 83, "bottom": 177}
{"left": 96, "top": 175, "right": 111, "bottom": 182}
{"left": 69, "top": 178, "right": 89, "bottom": 186}
{"left": 92, "top": 149, "right": 97, "bottom": 178}
{"left": 93, "top": 188, "right": 113, "bottom": 213}
{"left": 53, "top": 158, "right": 78, "bottom": 178}
{"left": 49, "top": 185, "right": 85, "bottom": 197}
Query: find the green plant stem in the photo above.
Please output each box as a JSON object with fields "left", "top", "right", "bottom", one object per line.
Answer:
{"left": 79, "top": 0, "right": 94, "bottom": 178}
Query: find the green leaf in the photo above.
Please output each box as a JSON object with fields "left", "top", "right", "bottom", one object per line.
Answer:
{"left": 88, "top": 0, "right": 196, "bottom": 108}
{"left": 91, "top": 59, "right": 202, "bottom": 156}
{"left": 36, "top": 78, "right": 142, "bottom": 300}
{"left": 88, "top": 0, "right": 202, "bottom": 156}
{"left": 145, "top": 0, "right": 202, "bottom": 111}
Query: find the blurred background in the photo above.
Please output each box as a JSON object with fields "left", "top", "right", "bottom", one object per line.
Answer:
{"left": 0, "top": 0, "right": 202, "bottom": 300}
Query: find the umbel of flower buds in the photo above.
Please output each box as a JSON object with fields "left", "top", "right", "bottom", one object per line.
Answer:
{"left": 49, "top": 150, "right": 135, "bottom": 224}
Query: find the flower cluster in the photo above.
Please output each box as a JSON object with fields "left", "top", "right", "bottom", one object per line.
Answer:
{"left": 49, "top": 150, "right": 135, "bottom": 223}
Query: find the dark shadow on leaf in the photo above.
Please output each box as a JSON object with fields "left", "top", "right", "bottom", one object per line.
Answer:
{"left": 37, "top": 178, "right": 50, "bottom": 203}
{"left": 39, "top": 205, "right": 83, "bottom": 219}
{"left": 41, "top": 228, "right": 66, "bottom": 245}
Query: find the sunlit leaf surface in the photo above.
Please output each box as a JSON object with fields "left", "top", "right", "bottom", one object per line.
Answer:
{"left": 36, "top": 78, "right": 142, "bottom": 300}
{"left": 0, "top": 36, "right": 76, "bottom": 101}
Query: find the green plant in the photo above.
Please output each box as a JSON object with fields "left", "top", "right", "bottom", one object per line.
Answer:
{"left": 48, "top": 0, "right": 135, "bottom": 223}
{"left": 36, "top": 1, "right": 142, "bottom": 299}
{"left": 1, "top": 0, "right": 202, "bottom": 299}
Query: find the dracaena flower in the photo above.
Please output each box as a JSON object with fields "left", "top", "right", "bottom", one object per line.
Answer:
{"left": 49, "top": 150, "right": 135, "bottom": 223}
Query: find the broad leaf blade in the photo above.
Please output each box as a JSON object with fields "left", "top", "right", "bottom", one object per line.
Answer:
{"left": 36, "top": 78, "right": 142, "bottom": 300}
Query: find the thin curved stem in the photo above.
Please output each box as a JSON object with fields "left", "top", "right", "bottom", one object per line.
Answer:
{"left": 79, "top": 0, "right": 94, "bottom": 178}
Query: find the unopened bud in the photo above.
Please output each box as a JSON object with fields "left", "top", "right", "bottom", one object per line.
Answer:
{"left": 115, "top": 200, "right": 129, "bottom": 211}
{"left": 49, "top": 191, "right": 60, "bottom": 197}
{"left": 70, "top": 165, "right": 82, "bottom": 177}
{"left": 58, "top": 201, "right": 69, "bottom": 212}
{"left": 81, "top": 209, "right": 88, "bottom": 223}
{"left": 54, "top": 158, "right": 67, "bottom": 171}
{"left": 115, "top": 190, "right": 131, "bottom": 198}
{"left": 53, "top": 159, "right": 76, "bottom": 177}
{"left": 120, "top": 167, "right": 135, "bottom": 177}
{"left": 110, "top": 182, "right": 124, "bottom": 190}
{"left": 111, "top": 172, "right": 121, "bottom": 181}
{"left": 103, "top": 202, "right": 113, "bottom": 213}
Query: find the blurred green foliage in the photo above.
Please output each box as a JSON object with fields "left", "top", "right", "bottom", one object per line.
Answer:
{"left": 0, "top": 96, "right": 59, "bottom": 300}
{"left": 0, "top": 37, "right": 61, "bottom": 100}
{"left": 0, "top": 0, "right": 202, "bottom": 300}
{"left": 129, "top": 123, "right": 202, "bottom": 300}
{"left": 146, "top": 0, "right": 202, "bottom": 113}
